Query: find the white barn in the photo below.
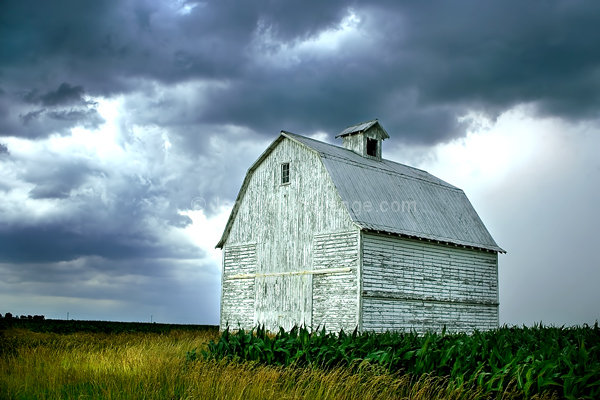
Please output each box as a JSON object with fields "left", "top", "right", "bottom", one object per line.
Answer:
{"left": 217, "top": 120, "right": 504, "bottom": 333}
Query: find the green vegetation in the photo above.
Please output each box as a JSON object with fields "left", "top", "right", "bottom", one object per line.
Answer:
{"left": 2, "top": 320, "right": 597, "bottom": 399}
{"left": 0, "top": 317, "right": 217, "bottom": 334}
{"left": 196, "top": 324, "right": 600, "bottom": 399}
{"left": 0, "top": 323, "right": 490, "bottom": 400}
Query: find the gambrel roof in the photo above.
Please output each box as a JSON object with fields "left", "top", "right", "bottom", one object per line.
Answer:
{"left": 217, "top": 131, "right": 504, "bottom": 253}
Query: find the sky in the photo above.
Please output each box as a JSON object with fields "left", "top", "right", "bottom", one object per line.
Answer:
{"left": 1, "top": 0, "right": 598, "bottom": 326}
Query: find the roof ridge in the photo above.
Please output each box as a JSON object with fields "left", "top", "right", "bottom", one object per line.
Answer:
{"left": 341, "top": 118, "right": 378, "bottom": 130}
{"left": 336, "top": 119, "right": 385, "bottom": 138}
{"left": 283, "top": 131, "right": 459, "bottom": 191}
{"left": 322, "top": 153, "right": 461, "bottom": 192}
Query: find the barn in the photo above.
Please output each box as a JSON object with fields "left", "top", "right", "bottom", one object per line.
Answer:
{"left": 216, "top": 120, "right": 504, "bottom": 333}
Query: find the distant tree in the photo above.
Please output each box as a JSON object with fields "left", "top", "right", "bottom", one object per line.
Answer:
{"left": 4, "top": 312, "right": 12, "bottom": 319}
{"left": 20, "top": 315, "right": 26, "bottom": 320}
{"left": 33, "top": 315, "right": 45, "bottom": 321}
{"left": 0, "top": 313, "right": 3, "bottom": 319}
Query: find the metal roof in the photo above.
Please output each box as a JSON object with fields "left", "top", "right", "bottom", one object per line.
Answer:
{"left": 336, "top": 119, "right": 390, "bottom": 138}
{"left": 283, "top": 132, "right": 504, "bottom": 253}
{"left": 217, "top": 130, "right": 504, "bottom": 253}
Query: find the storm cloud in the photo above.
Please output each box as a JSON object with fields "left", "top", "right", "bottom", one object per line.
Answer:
{"left": 0, "top": 0, "right": 598, "bottom": 324}
{"left": 2, "top": 1, "right": 600, "bottom": 141}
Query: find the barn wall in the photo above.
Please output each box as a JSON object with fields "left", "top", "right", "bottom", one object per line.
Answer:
{"left": 361, "top": 233, "right": 498, "bottom": 333}
{"left": 220, "top": 243, "right": 256, "bottom": 329}
{"left": 312, "top": 231, "right": 359, "bottom": 332}
{"left": 221, "top": 137, "right": 356, "bottom": 332}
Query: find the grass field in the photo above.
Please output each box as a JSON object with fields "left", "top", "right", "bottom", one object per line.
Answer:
{"left": 0, "top": 320, "right": 577, "bottom": 399}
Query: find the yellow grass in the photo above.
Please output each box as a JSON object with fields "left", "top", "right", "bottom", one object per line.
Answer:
{"left": 0, "top": 328, "right": 556, "bottom": 399}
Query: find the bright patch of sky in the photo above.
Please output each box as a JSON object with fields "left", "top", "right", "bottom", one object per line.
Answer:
{"left": 172, "top": 0, "right": 201, "bottom": 16}
{"left": 181, "top": 207, "right": 230, "bottom": 269}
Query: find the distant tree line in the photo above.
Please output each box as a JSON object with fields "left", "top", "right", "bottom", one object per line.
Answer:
{"left": 1, "top": 312, "right": 45, "bottom": 321}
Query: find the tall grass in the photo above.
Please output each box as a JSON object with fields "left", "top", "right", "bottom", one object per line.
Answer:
{"left": 0, "top": 327, "right": 546, "bottom": 399}
{"left": 0, "top": 328, "right": 216, "bottom": 399}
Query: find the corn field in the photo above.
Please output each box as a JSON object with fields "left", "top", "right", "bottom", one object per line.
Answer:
{"left": 193, "top": 323, "right": 600, "bottom": 399}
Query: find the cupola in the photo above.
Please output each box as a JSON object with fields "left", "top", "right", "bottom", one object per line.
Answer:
{"left": 335, "top": 119, "right": 389, "bottom": 160}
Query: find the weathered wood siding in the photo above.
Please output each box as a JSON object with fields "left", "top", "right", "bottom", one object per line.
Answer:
{"left": 255, "top": 275, "right": 312, "bottom": 331}
{"left": 361, "top": 233, "right": 498, "bottom": 333}
{"left": 221, "top": 137, "right": 356, "bottom": 332}
{"left": 312, "top": 231, "right": 359, "bottom": 332}
{"left": 340, "top": 125, "right": 386, "bottom": 158}
{"left": 341, "top": 134, "right": 364, "bottom": 156}
{"left": 220, "top": 244, "right": 256, "bottom": 329}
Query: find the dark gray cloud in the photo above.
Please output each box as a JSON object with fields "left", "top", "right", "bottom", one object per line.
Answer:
{"left": 397, "top": 1, "right": 600, "bottom": 120}
{"left": 20, "top": 157, "right": 101, "bottom": 198}
{"left": 46, "top": 108, "right": 103, "bottom": 125}
{"left": 0, "top": 81, "right": 104, "bottom": 138}
{"left": 14, "top": 106, "right": 104, "bottom": 136}
{"left": 0, "top": 0, "right": 598, "bottom": 324}
{"left": 2, "top": 0, "right": 598, "bottom": 142}
{"left": 0, "top": 135, "right": 200, "bottom": 265}
{"left": 24, "top": 83, "right": 89, "bottom": 107}
{"left": 19, "top": 109, "right": 46, "bottom": 124}
{"left": 0, "top": 196, "right": 199, "bottom": 264}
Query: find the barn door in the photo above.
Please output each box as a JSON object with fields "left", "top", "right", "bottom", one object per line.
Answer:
{"left": 254, "top": 274, "right": 312, "bottom": 332}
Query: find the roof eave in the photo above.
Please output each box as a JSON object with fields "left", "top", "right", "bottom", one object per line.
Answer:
{"left": 215, "top": 134, "right": 287, "bottom": 249}
{"left": 359, "top": 226, "right": 506, "bottom": 254}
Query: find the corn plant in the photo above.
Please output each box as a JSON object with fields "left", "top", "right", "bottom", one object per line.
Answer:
{"left": 195, "top": 323, "right": 600, "bottom": 399}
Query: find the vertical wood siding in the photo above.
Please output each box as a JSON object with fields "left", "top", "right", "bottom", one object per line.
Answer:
{"left": 220, "top": 244, "right": 256, "bottom": 329}
{"left": 312, "top": 231, "right": 359, "bottom": 332}
{"left": 222, "top": 138, "right": 356, "bottom": 332}
{"left": 255, "top": 275, "right": 312, "bottom": 331}
{"left": 341, "top": 134, "right": 364, "bottom": 155}
{"left": 361, "top": 233, "right": 498, "bottom": 333}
